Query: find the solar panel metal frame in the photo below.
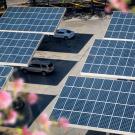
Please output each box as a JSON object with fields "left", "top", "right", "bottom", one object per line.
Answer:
{"left": 81, "top": 39, "right": 135, "bottom": 80}
{"left": 0, "top": 6, "right": 66, "bottom": 35}
{"left": 0, "top": 32, "right": 44, "bottom": 67}
{"left": 0, "top": 66, "right": 13, "bottom": 89}
{"left": 104, "top": 11, "right": 135, "bottom": 41}
{"left": 50, "top": 76, "right": 135, "bottom": 135}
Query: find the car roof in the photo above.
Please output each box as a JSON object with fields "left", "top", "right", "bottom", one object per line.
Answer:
{"left": 57, "top": 29, "right": 71, "bottom": 32}
{"left": 30, "top": 59, "right": 52, "bottom": 65}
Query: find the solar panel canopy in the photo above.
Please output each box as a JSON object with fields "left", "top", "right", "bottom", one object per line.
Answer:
{"left": 105, "top": 11, "right": 135, "bottom": 40}
{"left": 50, "top": 76, "right": 135, "bottom": 135}
{"left": 81, "top": 39, "right": 135, "bottom": 80}
{"left": 0, "top": 66, "right": 13, "bottom": 89}
{"left": 0, "top": 7, "right": 66, "bottom": 35}
{"left": 0, "top": 31, "right": 43, "bottom": 67}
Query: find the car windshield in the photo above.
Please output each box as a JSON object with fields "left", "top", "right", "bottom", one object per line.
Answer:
{"left": 66, "top": 30, "right": 71, "bottom": 33}
{"left": 57, "top": 31, "right": 64, "bottom": 34}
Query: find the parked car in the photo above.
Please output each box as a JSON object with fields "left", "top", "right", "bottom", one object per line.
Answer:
{"left": 21, "top": 59, "right": 54, "bottom": 75}
{"left": 53, "top": 29, "right": 75, "bottom": 39}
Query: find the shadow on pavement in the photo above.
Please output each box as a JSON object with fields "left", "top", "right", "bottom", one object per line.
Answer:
{"left": 8, "top": 94, "right": 55, "bottom": 127}
{"left": 14, "top": 58, "right": 77, "bottom": 86}
{"left": 38, "top": 33, "right": 93, "bottom": 53}
{"left": 86, "top": 130, "right": 119, "bottom": 135}
{"left": 86, "top": 130, "right": 106, "bottom": 135}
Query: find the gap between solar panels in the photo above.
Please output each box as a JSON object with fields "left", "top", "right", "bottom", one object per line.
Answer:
{"left": 81, "top": 39, "right": 135, "bottom": 81}
{"left": 50, "top": 76, "right": 135, "bottom": 135}
{"left": 0, "top": 6, "right": 66, "bottom": 35}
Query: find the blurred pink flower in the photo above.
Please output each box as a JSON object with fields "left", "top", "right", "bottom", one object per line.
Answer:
{"left": 22, "top": 126, "right": 32, "bottom": 135}
{"left": 13, "top": 78, "right": 24, "bottom": 92}
{"left": 33, "top": 131, "right": 47, "bottom": 135}
{"left": 110, "top": 0, "right": 128, "bottom": 12}
{"left": 27, "top": 93, "right": 38, "bottom": 105}
{"left": 0, "top": 91, "right": 12, "bottom": 109}
{"left": 58, "top": 117, "right": 69, "bottom": 128}
{"left": 104, "top": 5, "right": 112, "bottom": 13}
{"left": 4, "top": 110, "right": 18, "bottom": 125}
{"left": 38, "top": 113, "right": 51, "bottom": 128}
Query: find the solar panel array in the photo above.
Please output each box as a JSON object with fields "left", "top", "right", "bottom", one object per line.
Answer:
{"left": 50, "top": 76, "right": 135, "bottom": 134}
{"left": 105, "top": 11, "right": 135, "bottom": 40}
{"left": 0, "top": 6, "right": 66, "bottom": 88}
{"left": 0, "top": 31, "right": 43, "bottom": 67}
{"left": 0, "top": 7, "right": 66, "bottom": 34}
{"left": 81, "top": 39, "right": 135, "bottom": 79}
{"left": 50, "top": 11, "right": 135, "bottom": 135}
{"left": 0, "top": 66, "right": 13, "bottom": 89}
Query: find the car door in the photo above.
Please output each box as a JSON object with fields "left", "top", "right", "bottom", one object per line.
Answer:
{"left": 30, "top": 64, "right": 40, "bottom": 72}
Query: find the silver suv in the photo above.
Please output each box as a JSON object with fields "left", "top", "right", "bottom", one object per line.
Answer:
{"left": 22, "top": 59, "right": 54, "bottom": 75}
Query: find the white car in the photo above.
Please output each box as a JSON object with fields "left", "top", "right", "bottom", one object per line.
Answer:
{"left": 53, "top": 29, "right": 75, "bottom": 39}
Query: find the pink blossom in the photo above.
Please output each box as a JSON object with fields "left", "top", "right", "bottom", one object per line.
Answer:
{"left": 58, "top": 117, "right": 69, "bottom": 128}
{"left": 0, "top": 91, "right": 12, "bottom": 109}
{"left": 110, "top": 0, "right": 128, "bottom": 12}
{"left": 22, "top": 126, "right": 33, "bottom": 135}
{"left": 38, "top": 113, "right": 51, "bottom": 128}
{"left": 104, "top": 5, "right": 112, "bottom": 13}
{"left": 13, "top": 78, "right": 24, "bottom": 92}
{"left": 27, "top": 93, "right": 38, "bottom": 105}
{"left": 33, "top": 131, "right": 47, "bottom": 135}
{"left": 4, "top": 110, "right": 18, "bottom": 125}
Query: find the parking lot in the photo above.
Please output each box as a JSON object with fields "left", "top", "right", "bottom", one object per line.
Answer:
{"left": 13, "top": 58, "right": 77, "bottom": 86}
{"left": 18, "top": 17, "right": 110, "bottom": 135}
{"left": 2, "top": 1, "right": 113, "bottom": 134}
{"left": 38, "top": 33, "right": 93, "bottom": 53}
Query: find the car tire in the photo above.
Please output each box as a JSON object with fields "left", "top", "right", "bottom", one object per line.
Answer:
{"left": 64, "top": 36, "right": 68, "bottom": 40}
{"left": 42, "top": 71, "right": 47, "bottom": 76}
{"left": 22, "top": 69, "right": 27, "bottom": 73}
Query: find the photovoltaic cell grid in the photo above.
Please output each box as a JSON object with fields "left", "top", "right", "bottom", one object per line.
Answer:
{"left": 81, "top": 39, "right": 135, "bottom": 79}
{"left": 50, "top": 76, "right": 135, "bottom": 134}
{"left": 0, "top": 31, "right": 43, "bottom": 67}
{"left": 0, "top": 66, "right": 13, "bottom": 89}
{"left": 105, "top": 11, "right": 135, "bottom": 40}
{"left": 0, "top": 7, "right": 66, "bottom": 34}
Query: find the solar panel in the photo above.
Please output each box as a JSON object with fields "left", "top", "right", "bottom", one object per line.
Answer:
{"left": 0, "top": 31, "right": 43, "bottom": 67}
{"left": 81, "top": 39, "right": 135, "bottom": 80}
{"left": 50, "top": 76, "right": 135, "bottom": 134}
{"left": 0, "top": 7, "right": 66, "bottom": 35}
{"left": 0, "top": 66, "right": 13, "bottom": 89}
{"left": 105, "top": 11, "right": 135, "bottom": 40}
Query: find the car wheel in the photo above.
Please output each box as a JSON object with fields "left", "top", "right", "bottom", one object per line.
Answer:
{"left": 42, "top": 71, "right": 47, "bottom": 76}
{"left": 64, "top": 36, "right": 68, "bottom": 40}
{"left": 22, "top": 69, "right": 27, "bottom": 73}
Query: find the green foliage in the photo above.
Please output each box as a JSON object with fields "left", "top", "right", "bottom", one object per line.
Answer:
{"left": 125, "top": 0, "right": 131, "bottom": 4}
{"left": 131, "top": 6, "right": 135, "bottom": 13}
